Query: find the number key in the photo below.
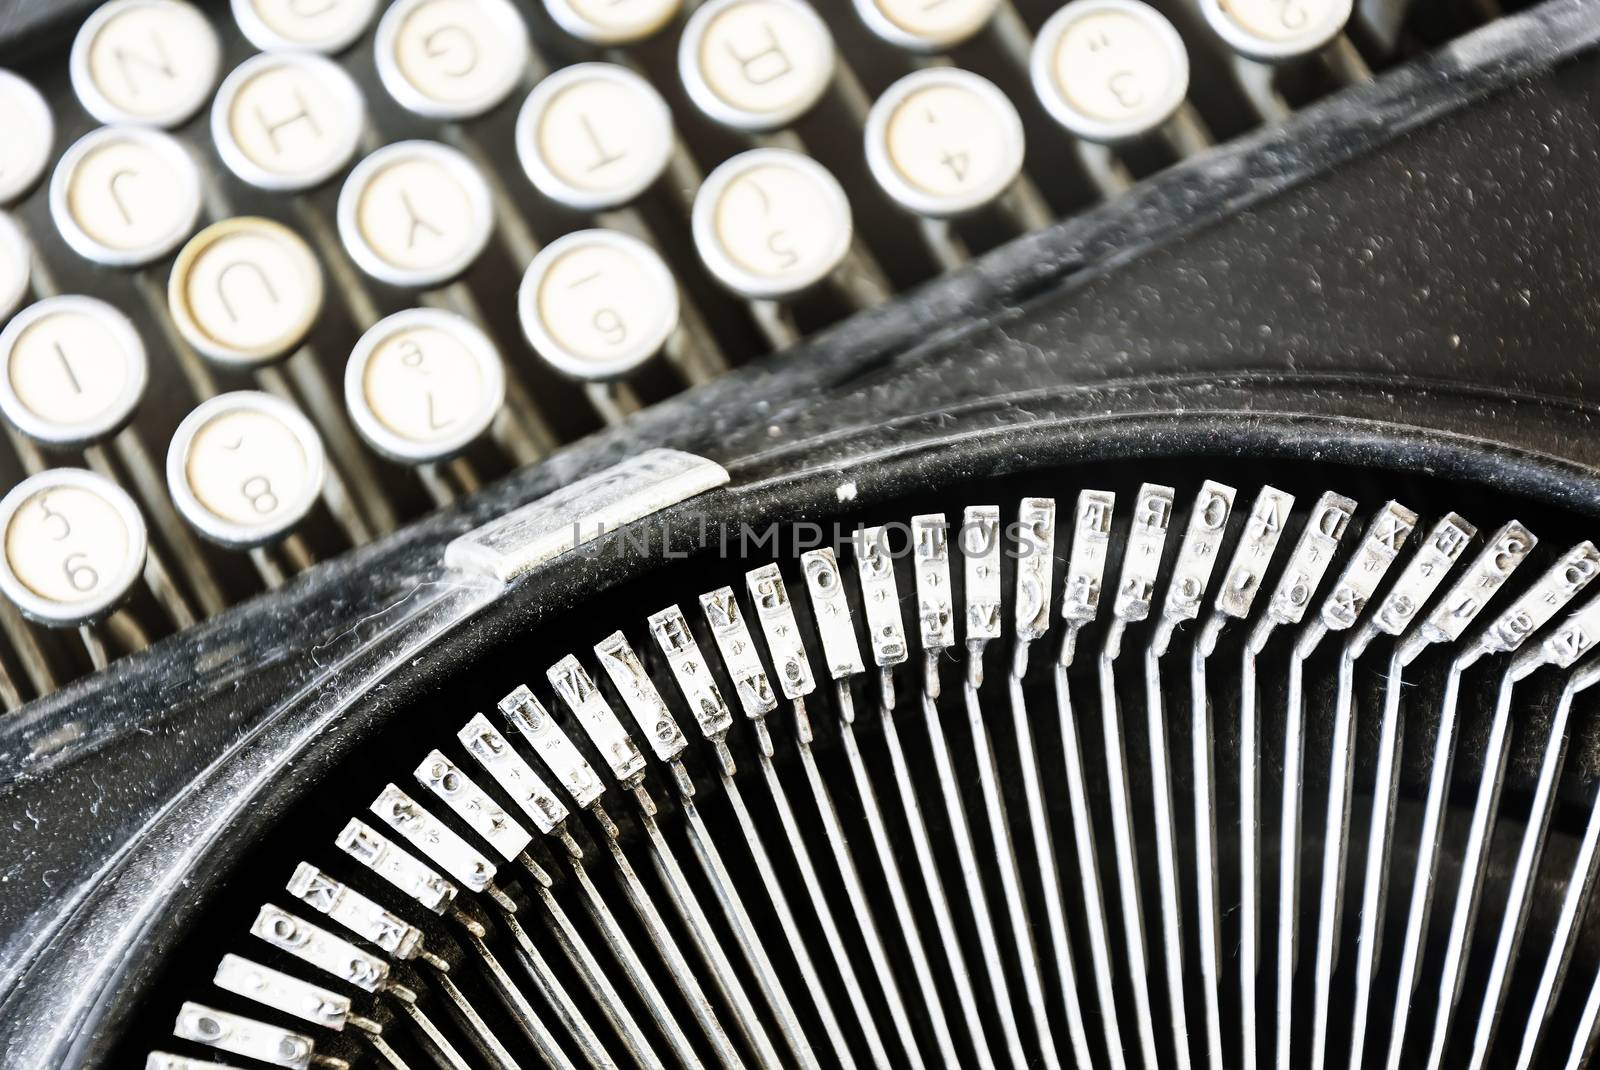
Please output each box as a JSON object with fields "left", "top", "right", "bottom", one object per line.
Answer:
{"left": 1032, "top": 0, "right": 1191, "bottom": 143}
{"left": 518, "top": 229, "right": 679, "bottom": 380}
{"left": 0, "top": 468, "right": 148, "bottom": 626}
{"left": 167, "top": 391, "right": 326, "bottom": 547}
{"left": 1201, "top": 0, "right": 1352, "bottom": 61}
{"left": 345, "top": 307, "right": 505, "bottom": 462}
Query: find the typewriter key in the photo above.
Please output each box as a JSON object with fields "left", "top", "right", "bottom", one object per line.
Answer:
{"left": 374, "top": 0, "right": 530, "bottom": 121}
{"left": 679, "top": 0, "right": 836, "bottom": 133}
{"left": 852, "top": 0, "right": 999, "bottom": 53}
{"left": 168, "top": 217, "right": 324, "bottom": 367}
{"left": 865, "top": 67, "right": 1027, "bottom": 219}
{"left": 344, "top": 307, "right": 505, "bottom": 462}
{"left": 70, "top": 0, "right": 221, "bottom": 128}
{"left": 692, "top": 148, "right": 852, "bottom": 300}
{"left": 518, "top": 229, "right": 678, "bottom": 381}
{"left": 166, "top": 391, "right": 326, "bottom": 548}
{"left": 1199, "top": 0, "right": 1353, "bottom": 62}
{"left": 231, "top": 0, "right": 378, "bottom": 54}
{"left": 1032, "top": 0, "right": 1191, "bottom": 143}
{"left": 49, "top": 126, "right": 203, "bottom": 268}
{"left": 0, "top": 70, "right": 54, "bottom": 207}
{"left": 515, "top": 63, "right": 674, "bottom": 214}
{"left": 543, "top": 0, "right": 680, "bottom": 45}
{"left": 0, "top": 297, "right": 148, "bottom": 448}
{"left": 337, "top": 141, "right": 493, "bottom": 289}
{"left": 0, "top": 214, "right": 28, "bottom": 324}
{"left": 0, "top": 468, "right": 148, "bottom": 627}
{"left": 211, "top": 52, "right": 366, "bottom": 193}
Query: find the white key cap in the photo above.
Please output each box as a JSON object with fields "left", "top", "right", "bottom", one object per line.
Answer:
{"left": 0, "top": 70, "right": 54, "bottom": 206}
{"left": 515, "top": 63, "right": 674, "bottom": 213}
{"left": 49, "top": 126, "right": 203, "bottom": 268}
{"left": 0, "top": 213, "right": 28, "bottom": 323}
{"left": 679, "top": 0, "right": 836, "bottom": 132}
{"left": 864, "top": 67, "right": 1026, "bottom": 218}
{"left": 70, "top": 0, "right": 222, "bottom": 128}
{"left": 1033, "top": 0, "right": 1191, "bottom": 142}
{"left": 0, "top": 296, "right": 148, "bottom": 447}
{"left": 336, "top": 140, "right": 493, "bottom": 289}
{"left": 852, "top": 0, "right": 998, "bottom": 53}
{"left": 373, "top": 0, "right": 531, "bottom": 120}
{"left": 212, "top": 52, "right": 366, "bottom": 192}
{"left": 344, "top": 307, "right": 505, "bottom": 462}
{"left": 0, "top": 467, "right": 148, "bottom": 626}
{"left": 692, "top": 147, "right": 852, "bottom": 299}
{"left": 166, "top": 390, "right": 326, "bottom": 547}
{"left": 168, "top": 217, "right": 324, "bottom": 366}
{"left": 231, "top": 0, "right": 379, "bottom": 54}
{"left": 543, "top": 0, "right": 680, "bottom": 45}
{"left": 518, "top": 228, "right": 678, "bottom": 380}
{"left": 1199, "top": 0, "right": 1353, "bottom": 62}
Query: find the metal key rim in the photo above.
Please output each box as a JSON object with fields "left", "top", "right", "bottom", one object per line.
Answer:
{"left": 514, "top": 62, "right": 675, "bottom": 214}
{"left": 167, "top": 216, "right": 326, "bottom": 367}
{"left": 68, "top": 0, "right": 222, "bottom": 129}
{"left": 166, "top": 390, "right": 328, "bottom": 549}
{"left": 1197, "top": 0, "right": 1354, "bottom": 63}
{"left": 1031, "top": 0, "right": 1192, "bottom": 144}
{"left": 0, "top": 295, "right": 150, "bottom": 448}
{"left": 0, "top": 69, "right": 55, "bottom": 207}
{"left": 678, "top": 0, "right": 837, "bottom": 133}
{"left": 344, "top": 306, "right": 506, "bottom": 463}
{"left": 210, "top": 51, "right": 367, "bottom": 193}
{"left": 864, "top": 66, "right": 1028, "bottom": 219}
{"left": 336, "top": 139, "right": 494, "bottom": 290}
{"left": 691, "top": 147, "right": 854, "bottom": 300}
{"left": 517, "top": 228, "right": 680, "bottom": 381}
{"left": 49, "top": 126, "right": 204, "bottom": 269}
{"left": 229, "top": 0, "right": 379, "bottom": 54}
{"left": 373, "top": 0, "right": 531, "bottom": 121}
{"left": 0, "top": 466, "right": 149, "bottom": 627}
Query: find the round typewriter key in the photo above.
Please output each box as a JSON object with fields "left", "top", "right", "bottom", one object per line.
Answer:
{"left": 0, "top": 297, "right": 148, "bottom": 447}
{"left": 49, "top": 126, "right": 203, "bottom": 268}
{"left": 0, "top": 70, "right": 54, "bottom": 207}
{"left": 0, "top": 468, "right": 148, "bottom": 626}
{"left": 515, "top": 64, "right": 674, "bottom": 214}
{"left": 0, "top": 213, "right": 29, "bottom": 324}
{"left": 337, "top": 140, "right": 493, "bottom": 289}
{"left": 374, "top": 0, "right": 530, "bottom": 121}
{"left": 231, "top": 0, "right": 379, "bottom": 54}
{"left": 168, "top": 217, "right": 324, "bottom": 366}
{"left": 518, "top": 229, "right": 678, "bottom": 381}
{"left": 1198, "top": 0, "right": 1352, "bottom": 62}
{"left": 852, "top": 0, "right": 998, "bottom": 53}
{"left": 345, "top": 307, "right": 505, "bottom": 462}
{"left": 212, "top": 52, "right": 366, "bottom": 192}
{"left": 167, "top": 390, "right": 326, "bottom": 547}
{"left": 1032, "top": 0, "right": 1190, "bottom": 142}
{"left": 679, "top": 0, "right": 836, "bottom": 132}
{"left": 692, "top": 148, "right": 852, "bottom": 300}
{"left": 543, "top": 0, "right": 680, "bottom": 45}
{"left": 70, "top": 0, "right": 222, "bottom": 128}
{"left": 865, "top": 68, "right": 1026, "bottom": 219}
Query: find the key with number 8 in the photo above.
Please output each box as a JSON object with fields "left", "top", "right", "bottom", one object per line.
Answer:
{"left": 166, "top": 391, "right": 327, "bottom": 549}
{"left": 0, "top": 468, "right": 149, "bottom": 627}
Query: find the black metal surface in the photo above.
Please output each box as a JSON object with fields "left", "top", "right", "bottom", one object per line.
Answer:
{"left": 5, "top": 1, "right": 1600, "bottom": 1066}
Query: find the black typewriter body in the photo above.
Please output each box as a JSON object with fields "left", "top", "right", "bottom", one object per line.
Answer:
{"left": 6, "top": 1, "right": 1600, "bottom": 1069}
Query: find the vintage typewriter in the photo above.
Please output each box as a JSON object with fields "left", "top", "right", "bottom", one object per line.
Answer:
{"left": 5, "top": 0, "right": 1600, "bottom": 1068}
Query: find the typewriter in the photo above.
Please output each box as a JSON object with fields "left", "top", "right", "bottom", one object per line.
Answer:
{"left": 4, "top": 0, "right": 1600, "bottom": 1067}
